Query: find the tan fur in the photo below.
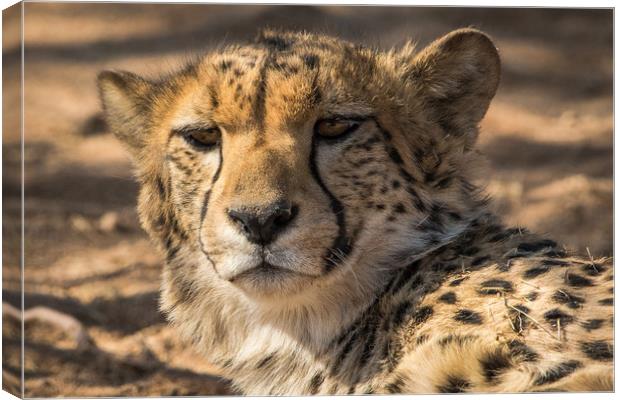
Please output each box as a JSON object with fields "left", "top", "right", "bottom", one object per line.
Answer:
{"left": 98, "top": 28, "right": 613, "bottom": 394}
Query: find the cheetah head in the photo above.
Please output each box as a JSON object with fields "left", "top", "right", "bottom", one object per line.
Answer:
{"left": 99, "top": 29, "right": 500, "bottom": 304}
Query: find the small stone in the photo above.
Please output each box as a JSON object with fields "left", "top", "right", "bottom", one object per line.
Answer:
{"left": 70, "top": 215, "right": 92, "bottom": 232}
{"left": 98, "top": 211, "right": 119, "bottom": 232}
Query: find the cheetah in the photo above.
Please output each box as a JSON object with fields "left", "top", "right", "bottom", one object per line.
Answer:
{"left": 98, "top": 28, "right": 613, "bottom": 394}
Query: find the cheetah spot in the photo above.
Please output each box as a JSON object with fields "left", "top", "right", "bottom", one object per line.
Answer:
{"left": 480, "top": 349, "right": 511, "bottom": 383}
{"left": 454, "top": 309, "right": 483, "bottom": 325}
{"left": 438, "top": 291, "right": 457, "bottom": 304}
{"left": 580, "top": 340, "right": 613, "bottom": 361}
{"left": 543, "top": 308, "right": 573, "bottom": 327}
{"left": 580, "top": 319, "right": 604, "bottom": 331}
{"left": 507, "top": 340, "right": 539, "bottom": 362}
{"left": 517, "top": 240, "right": 557, "bottom": 253}
{"left": 566, "top": 273, "right": 593, "bottom": 287}
{"left": 534, "top": 360, "right": 583, "bottom": 386}
{"left": 551, "top": 290, "right": 585, "bottom": 309}
{"left": 437, "top": 375, "right": 470, "bottom": 393}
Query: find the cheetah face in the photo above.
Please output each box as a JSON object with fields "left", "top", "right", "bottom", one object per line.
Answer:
{"left": 99, "top": 29, "right": 500, "bottom": 300}
{"left": 161, "top": 79, "right": 402, "bottom": 297}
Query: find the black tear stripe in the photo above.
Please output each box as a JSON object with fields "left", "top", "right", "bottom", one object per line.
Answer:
{"left": 310, "top": 139, "right": 352, "bottom": 272}
{"left": 198, "top": 148, "right": 223, "bottom": 267}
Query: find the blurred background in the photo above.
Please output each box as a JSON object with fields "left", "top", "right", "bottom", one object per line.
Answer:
{"left": 2, "top": 4, "right": 612, "bottom": 397}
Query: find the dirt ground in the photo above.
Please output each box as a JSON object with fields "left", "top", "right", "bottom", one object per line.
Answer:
{"left": 2, "top": 4, "right": 612, "bottom": 397}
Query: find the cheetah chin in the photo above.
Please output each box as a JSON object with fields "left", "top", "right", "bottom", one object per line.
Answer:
{"left": 99, "top": 28, "right": 613, "bottom": 394}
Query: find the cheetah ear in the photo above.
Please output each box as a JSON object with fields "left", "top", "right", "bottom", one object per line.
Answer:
{"left": 408, "top": 28, "right": 500, "bottom": 147}
{"left": 97, "top": 70, "right": 154, "bottom": 154}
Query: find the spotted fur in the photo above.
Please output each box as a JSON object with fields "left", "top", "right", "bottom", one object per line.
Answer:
{"left": 99, "top": 28, "right": 613, "bottom": 394}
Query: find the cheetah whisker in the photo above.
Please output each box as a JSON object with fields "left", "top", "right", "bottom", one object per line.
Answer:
{"left": 329, "top": 248, "right": 363, "bottom": 293}
{"left": 410, "top": 213, "right": 433, "bottom": 230}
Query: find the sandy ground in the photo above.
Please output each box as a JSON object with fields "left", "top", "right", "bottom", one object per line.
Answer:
{"left": 2, "top": 4, "right": 612, "bottom": 397}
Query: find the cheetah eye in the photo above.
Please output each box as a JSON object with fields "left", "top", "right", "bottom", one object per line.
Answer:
{"left": 178, "top": 126, "right": 221, "bottom": 151}
{"left": 315, "top": 119, "right": 362, "bottom": 139}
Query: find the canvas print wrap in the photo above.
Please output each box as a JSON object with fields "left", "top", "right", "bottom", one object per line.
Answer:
{"left": 2, "top": 3, "right": 613, "bottom": 397}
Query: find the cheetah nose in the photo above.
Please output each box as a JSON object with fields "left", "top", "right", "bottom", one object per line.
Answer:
{"left": 227, "top": 200, "right": 297, "bottom": 245}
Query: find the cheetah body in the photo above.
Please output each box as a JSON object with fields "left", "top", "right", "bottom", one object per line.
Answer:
{"left": 98, "top": 29, "right": 613, "bottom": 394}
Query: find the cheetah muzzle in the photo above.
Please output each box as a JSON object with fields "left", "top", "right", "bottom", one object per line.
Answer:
{"left": 99, "top": 28, "right": 613, "bottom": 394}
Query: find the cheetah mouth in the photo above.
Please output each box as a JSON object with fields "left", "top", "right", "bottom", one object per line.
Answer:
{"left": 228, "top": 262, "right": 317, "bottom": 284}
